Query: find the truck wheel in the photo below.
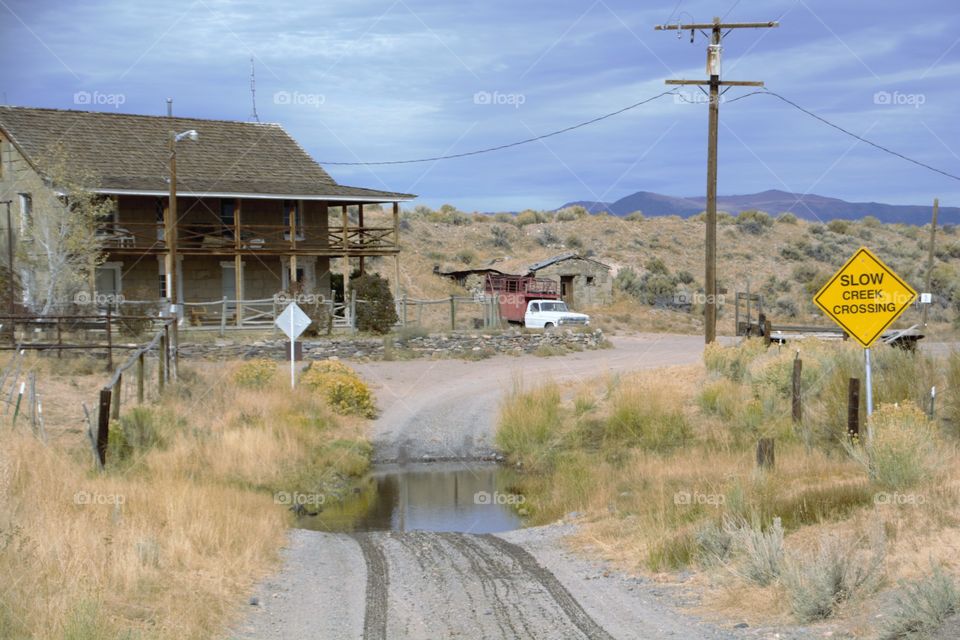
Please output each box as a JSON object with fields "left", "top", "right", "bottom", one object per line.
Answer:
{"left": 544, "top": 322, "right": 554, "bottom": 330}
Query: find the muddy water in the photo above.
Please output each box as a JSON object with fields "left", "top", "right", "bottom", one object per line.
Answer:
{"left": 296, "top": 462, "right": 523, "bottom": 534}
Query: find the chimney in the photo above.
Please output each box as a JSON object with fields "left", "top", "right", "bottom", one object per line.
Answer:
{"left": 166, "top": 98, "right": 173, "bottom": 117}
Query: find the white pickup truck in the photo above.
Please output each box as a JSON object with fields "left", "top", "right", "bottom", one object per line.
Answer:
{"left": 523, "top": 299, "right": 590, "bottom": 329}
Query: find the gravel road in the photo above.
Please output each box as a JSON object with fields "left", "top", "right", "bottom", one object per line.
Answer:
{"left": 233, "top": 334, "right": 811, "bottom": 640}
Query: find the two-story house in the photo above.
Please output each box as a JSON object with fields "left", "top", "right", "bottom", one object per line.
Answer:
{"left": 0, "top": 105, "right": 414, "bottom": 321}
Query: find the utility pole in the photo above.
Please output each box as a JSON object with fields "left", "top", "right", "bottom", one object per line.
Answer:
{"left": 656, "top": 17, "right": 778, "bottom": 343}
{"left": 922, "top": 198, "right": 939, "bottom": 327}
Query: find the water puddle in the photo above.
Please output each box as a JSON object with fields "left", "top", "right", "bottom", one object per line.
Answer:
{"left": 295, "top": 462, "right": 523, "bottom": 534}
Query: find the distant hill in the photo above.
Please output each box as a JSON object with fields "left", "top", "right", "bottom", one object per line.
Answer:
{"left": 557, "top": 189, "right": 954, "bottom": 224}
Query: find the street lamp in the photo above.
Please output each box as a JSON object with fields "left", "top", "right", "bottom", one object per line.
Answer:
{"left": 166, "top": 128, "right": 199, "bottom": 379}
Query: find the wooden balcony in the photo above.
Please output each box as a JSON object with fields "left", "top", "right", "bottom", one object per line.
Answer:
{"left": 97, "top": 222, "right": 400, "bottom": 256}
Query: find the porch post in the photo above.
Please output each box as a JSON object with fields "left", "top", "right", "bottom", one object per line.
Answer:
{"left": 289, "top": 200, "right": 299, "bottom": 293}
{"left": 342, "top": 204, "right": 350, "bottom": 308}
{"left": 234, "top": 199, "right": 244, "bottom": 327}
{"left": 393, "top": 202, "right": 401, "bottom": 298}
{"left": 358, "top": 203, "right": 365, "bottom": 276}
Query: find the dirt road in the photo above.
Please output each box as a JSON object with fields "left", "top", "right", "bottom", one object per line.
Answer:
{"left": 234, "top": 334, "right": 784, "bottom": 640}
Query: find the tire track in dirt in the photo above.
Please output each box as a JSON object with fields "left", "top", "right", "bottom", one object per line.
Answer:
{"left": 481, "top": 533, "right": 616, "bottom": 640}
{"left": 352, "top": 533, "right": 389, "bottom": 640}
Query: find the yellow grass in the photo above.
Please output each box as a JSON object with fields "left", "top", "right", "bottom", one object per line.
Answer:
{"left": 0, "top": 359, "right": 372, "bottom": 639}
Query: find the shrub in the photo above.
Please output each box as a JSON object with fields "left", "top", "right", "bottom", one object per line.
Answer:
{"left": 455, "top": 248, "right": 477, "bottom": 264}
{"left": 108, "top": 406, "right": 168, "bottom": 463}
{"left": 624, "top": 210, "right": 644, "bottom": 221}
{"left": 536, "top": 229, "right": 559, "bottom": 247}
{"left": 566, "top": 235, "right": 583, "bottom": 249}
{"left": 880, "top": 566, "right": 960, "bottom": 640}
{"left": 233, "top": 358, "right": 276, "bottom": 389}
{"left": 301, "top": 362, "right": 377, "bottom": 418}
{"left": 777, "top": 212, "right": 798, "bottom": 224}
{"left": 515, "top": 210, "right": 541, "bottom": 226}
{"left": 862, "top": 215, "right": 882, "bottom": 228}
{"left": 556, "top": 206, "right": 587, "bottom": 221}
{"left": 497, "top": 383, "right": 563, "bottom": 470}
{"left": 846, "top": 402, "right": 941, "bottom": 489}
{"left": 782, "top": 529, "right": 885, "bottom": 622}
{"left": 780, "top": 244, "right": 802, "bottom": 260}
{"left": 351, "top": 273, "right": 398, "bottom": 334}
{"left": 792, "top": 263, "right": 819, "bottom": 284}
{"left": 736, "top": 210, "right": 773, "bottom": 235}
{"left": 827, "top": 219, "right": 852, "bottom": 234}
{"left": 676, "top": 270, "right": 695, "bottom": 285}
{"left": 725, "top": 516, "right": 784, "bottom": 586}
{"left": 490, "top": 226, "right": 511, "bottom": 249}
{"left": 947, "top": 352, "right": 960, "bottom": 434}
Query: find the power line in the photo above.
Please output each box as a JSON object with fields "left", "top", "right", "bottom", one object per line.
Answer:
{"left": 730, "top": 89, "right": 960, "bottom": 182}
{"left": 316, "top": 90, "right": 679, "bottom": 165}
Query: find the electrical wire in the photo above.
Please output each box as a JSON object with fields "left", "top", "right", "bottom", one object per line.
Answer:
{"left": 316, "top": 90, "right": 679, "bottom": 165}
{"left": 733, "top": 89, "right": 960, "bottom": 182}
{"left": 318, "top": 86, "right": 960, "bottom": 183}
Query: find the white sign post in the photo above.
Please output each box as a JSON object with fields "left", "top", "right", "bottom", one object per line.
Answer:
{"left": 275, "top": 302, "right": 312, "bottom": 389}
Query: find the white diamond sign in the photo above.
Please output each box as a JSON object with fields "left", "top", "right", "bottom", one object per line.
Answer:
{"left": 275, "top": 302, "right": 311, "bottom": 340}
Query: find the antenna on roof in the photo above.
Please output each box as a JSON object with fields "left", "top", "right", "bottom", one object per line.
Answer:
{"left": 249, "top": 57, "right": 260, "bottom": 123}
{"left": 166, "top": 98, "right": 173, "bottom": 117}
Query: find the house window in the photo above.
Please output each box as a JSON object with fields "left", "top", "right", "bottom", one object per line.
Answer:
{"left": 18, "top": 193, "right": 32, "bottom": 233}
{"left": 586, "top": 276, "right": 595, "bottom": 286}
{"left": 158, "top": 274, "right": 167, "bottom": 299}
{"left": 282, "top": 200, "right": 299, "bottom": 228}
{"left": 220, "top": 199, "right": 236, "bottom": 228}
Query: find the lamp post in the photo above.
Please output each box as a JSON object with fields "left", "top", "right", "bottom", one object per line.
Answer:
{"left": 166, "top": 129, "right": 198, "bottom": 380}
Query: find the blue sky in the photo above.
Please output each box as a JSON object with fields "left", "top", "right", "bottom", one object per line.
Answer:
{"left": 1, "top": 0, "right": 957, "bottom": 212}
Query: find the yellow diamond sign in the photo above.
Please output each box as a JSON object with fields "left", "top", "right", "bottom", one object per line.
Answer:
{"left": 813, "top": 247, "right": 916, "bottom": 348}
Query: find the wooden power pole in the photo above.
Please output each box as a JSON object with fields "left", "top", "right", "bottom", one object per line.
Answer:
{"left": 656, "top": 17, "right": 778, "bottom": 343}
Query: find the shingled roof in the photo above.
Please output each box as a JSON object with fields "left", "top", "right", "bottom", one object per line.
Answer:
{"left": 0, "top": 106, "right": 414, "bottom": 201}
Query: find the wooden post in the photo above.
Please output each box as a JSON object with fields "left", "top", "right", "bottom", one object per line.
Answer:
{"left": 350, "top": 289, "right": 357, "bottom": 334}
{"left": 756, "top": 438, "right": 775, "bottom": 469}
{"left": 762, "top": 316, "right": 773, "bottom": 346}
{"left": 159, "top": 331, "right": 167, "bottom": 392}
{"left": 847, "top": 378, "right": 861, "bottom": 439}
{"left": 791, "top": 353, "right": 802, "bottom": 424}
{"left": 357, "top": 203, "right": 365, "bottom": 276}
{"left": 450, "top": 295, "right": 456, "bottom": 331}
{"left": 56, "top": 317, "right": 62, "bottom": 359}
{"left": 342, "top": 205, "right": 350, "bottom": 307}
{"left": 111, "top": 374, "right": 122, "bottom": 420}
{"left": 235, "top": 199, "right": 244, "bottom": 327}
{"left": 96, "top": 388, "right": 111, "bottom": 467}
{"left": 105, "top": 309, "right": 114, "bottom": 370}
{"left": 137, "top": 351, "right": 145, "bottom": 404}
{"left": 220, "top": 296, "right": 228, "bottom": 336}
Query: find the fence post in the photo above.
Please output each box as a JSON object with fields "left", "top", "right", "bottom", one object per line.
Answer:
{"left": 106, "top": 309, "right": 114, "bottom": 370}
{"left": 137, "top": 351, "right": 145, "bottom": 404}
{"left": 159, "top": 333, "right": 167, "bottom": 393}
{"left": 350, "top": 290, "right": 357, "bottom": 334}
{"left": 791, "top": 353, "right": 802, "bottom": 424}
{"left": 450, "top": 295, "right": 456, "bottom": 331}
{"left": 221, "top": 297, "right": 228, "bottom": 337}
{"left": 96, "top": 388, "right": 111, "bottom": 468}
{"left": 756, "top": 438, "right": 775, "bottom": 469}
{"left": 847, "top": 378, "right": 861, "bottom": 439}
{"left": 111, "top": 374, "right": 122, "bottom": 421}
{"left": 56, "top": 317, "right": 62, "bottom": 359}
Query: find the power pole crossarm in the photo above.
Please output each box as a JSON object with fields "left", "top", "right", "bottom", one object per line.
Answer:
{"left": 656, "top": 15, "right": 779, "bottom": 344}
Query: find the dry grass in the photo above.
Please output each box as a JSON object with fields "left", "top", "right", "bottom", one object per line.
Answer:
{"left": 496, "top": 340, "right": 960, "bottom": 632}
{"left": 0, "top": 358, "right": 372, "bottom": 639}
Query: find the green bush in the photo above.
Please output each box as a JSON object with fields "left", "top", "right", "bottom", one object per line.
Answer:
{"left": 301, "top": 361, "right": 377, "bottom": 418}
{"left": 725, "top": 516, "right": 784, "bottom": 586}
{"left": 556, "top": 206, "right": 587, "bottom": 221}
{"left": 233, "top": 358, "right": 276, "bottom": 389}
{"left": 352, "top": 273, "right": 398, "bottom": 334}
{"left": 624, "top": 210, "right": 644, "bottom": 221}
{"left": 108, "top": 406, "right": 168, "bottom": 463}
{"left": 846, "top": 402, "right": 942, "bottom": 489}
{"left": 605, "top": 384, "right": 691, "bottom": 451}
{"left": 827, "top": 219, "right": 852, "bottom": 234}
{"left": 777, "top": 212, "right": 798, "bottom": 224}
{"left": 515, "top": 210, "right": 545, "bottom": 226}
{"left": 490, "top": 225, "right": 511, "bottom": 249}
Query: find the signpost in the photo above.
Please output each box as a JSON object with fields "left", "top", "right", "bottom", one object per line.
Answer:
{"left": 275, "top": 302, "right": 312, "bottom": 389}
{"left": 813, "top": 247, "right": 916, "bottom": 441}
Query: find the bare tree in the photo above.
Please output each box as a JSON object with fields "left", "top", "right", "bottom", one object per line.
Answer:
{"left": 17, "top": 144, "right": 110, "bottom": 314}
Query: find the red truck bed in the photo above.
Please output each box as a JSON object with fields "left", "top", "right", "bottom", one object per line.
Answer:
{"left": 484, "top": 274, "right": 560, "bottom": 323}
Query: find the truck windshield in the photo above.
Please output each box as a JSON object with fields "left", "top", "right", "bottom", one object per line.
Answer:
{"left": 540, "top": 302, "right": 569, "bottom": 312}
